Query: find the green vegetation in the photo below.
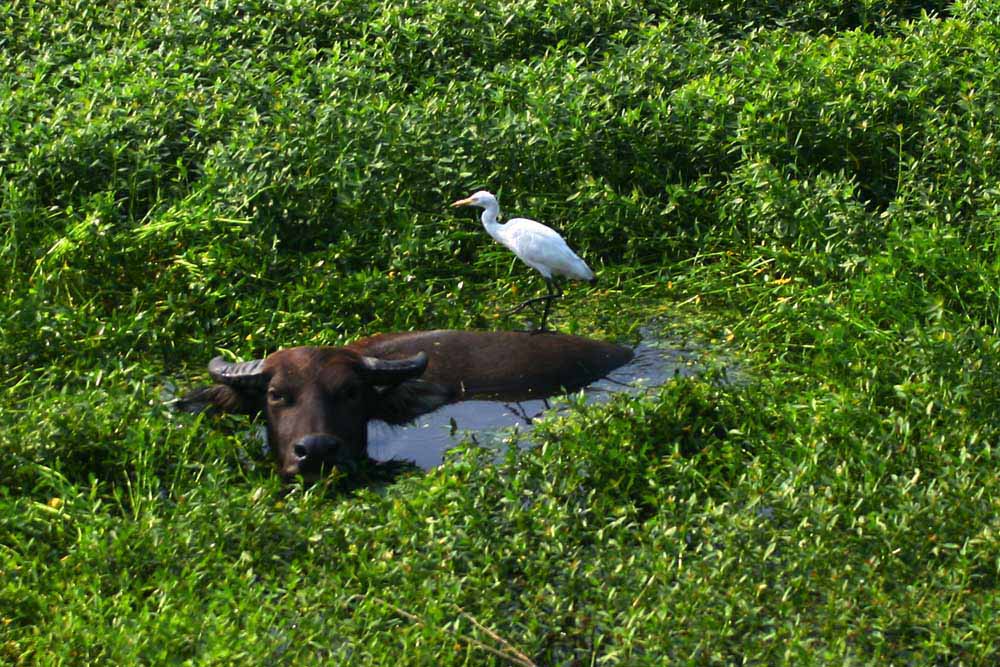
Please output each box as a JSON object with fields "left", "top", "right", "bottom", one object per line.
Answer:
{"left": 3, "top": 0, "right": 999, "bottom": 663}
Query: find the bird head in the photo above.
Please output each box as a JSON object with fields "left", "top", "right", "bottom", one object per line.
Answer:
{"left": 450, "top": 190, "right": 497, "bottom": 209}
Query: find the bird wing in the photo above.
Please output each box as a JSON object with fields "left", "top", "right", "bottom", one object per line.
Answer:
{"left": 501, "top": 218, "right": 566, "bottom": 249}
{"left": 500, "top": 218, "right": 594, "bottom": 280}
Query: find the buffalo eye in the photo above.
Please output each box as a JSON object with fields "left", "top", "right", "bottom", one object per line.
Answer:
{"left": 267, "top": 387, "right": 290, "bottom": 406}
{"left": 340, "top": 383, "right": 361, "bottom": 401}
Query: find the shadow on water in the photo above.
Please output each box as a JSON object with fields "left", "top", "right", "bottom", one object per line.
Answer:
{"left": 368, "top": 327, "right": 717, "bottom": 469}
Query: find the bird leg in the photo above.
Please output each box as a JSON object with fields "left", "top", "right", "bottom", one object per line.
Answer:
{"left": 534, "top": 279, "right": 561, "bottom": 333}
{"left": 506, "top": 292, "right": 557, "bottom": 316}
{"left": 506, "top": 279, "right": 561, "bottom": 333}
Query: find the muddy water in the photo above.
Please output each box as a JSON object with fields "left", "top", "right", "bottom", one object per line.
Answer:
{"left": 367, "top": 332, "right": 706, "bottom": 469}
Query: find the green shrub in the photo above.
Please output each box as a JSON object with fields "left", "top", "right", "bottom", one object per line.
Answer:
{"left": 4, "top": 1, "right": 1000, "bottom": 663}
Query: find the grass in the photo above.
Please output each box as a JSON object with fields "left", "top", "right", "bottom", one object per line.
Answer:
{"left": 3, "top": 0, "right": 1000, "bottom": 664}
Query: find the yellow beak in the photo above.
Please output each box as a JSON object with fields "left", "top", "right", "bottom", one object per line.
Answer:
{"left": 450, "top": 197, "right": 473, "bottom": 208}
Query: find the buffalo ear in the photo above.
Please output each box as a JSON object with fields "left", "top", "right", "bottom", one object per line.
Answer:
{"left": 171, "top": 384, "right": 265, "bottom": 416}
{"left": 369, "top": 380, "right": 456, "bottom": 425}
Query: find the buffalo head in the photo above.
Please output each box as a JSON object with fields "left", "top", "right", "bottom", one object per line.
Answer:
{"left": 176, "top": 346, "right": 455, "bottom": 480}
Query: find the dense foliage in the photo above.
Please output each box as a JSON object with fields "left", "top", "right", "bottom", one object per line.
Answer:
{"left": 3, "top": 0, "right": 999, "bottom": 663}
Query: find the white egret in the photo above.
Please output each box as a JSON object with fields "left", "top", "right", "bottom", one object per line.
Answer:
{"left": 450, "top": 190, "right": 596, "bottom": 332}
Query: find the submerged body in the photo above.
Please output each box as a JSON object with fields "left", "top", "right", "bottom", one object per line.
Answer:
{"left": 359, "top": 329, "right": 625, "bottom": 400}
{"left": 450, "top": 191, "right": 596, "bottom": 331}
{"left": 177, "top": 330, "right": 632, "bottom": 480}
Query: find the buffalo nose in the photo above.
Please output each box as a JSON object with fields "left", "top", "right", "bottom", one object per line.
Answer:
{"left": 291, "top": 434, "right": 342, "bottom": 462}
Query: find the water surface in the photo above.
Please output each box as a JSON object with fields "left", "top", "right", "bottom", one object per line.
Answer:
{"left": 368, "top": 331, "right": 707, "bottom": 469}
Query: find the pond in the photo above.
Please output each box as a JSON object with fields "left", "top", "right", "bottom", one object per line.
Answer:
{"left": 367, "top": 329, "right": 709, "bottom": 469}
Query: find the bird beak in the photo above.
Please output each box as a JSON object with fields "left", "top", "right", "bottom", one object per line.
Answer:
{"left": 450, "top": 197, "right": 473, "bottom": 208}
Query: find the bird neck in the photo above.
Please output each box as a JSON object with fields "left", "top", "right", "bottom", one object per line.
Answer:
{"left": 479, "top": 202, "right": 503, "bottom": 241}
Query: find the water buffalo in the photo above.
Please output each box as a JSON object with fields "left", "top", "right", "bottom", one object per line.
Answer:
{"left": 176, "top": 330, "right": 632, "bottom": 480}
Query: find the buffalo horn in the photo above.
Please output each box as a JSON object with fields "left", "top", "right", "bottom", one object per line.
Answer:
{"left": 208, "top": 356, "right": 269, "bottom": 388}
{"left": 359, "top": 351, "right": 428, "bottom": 385}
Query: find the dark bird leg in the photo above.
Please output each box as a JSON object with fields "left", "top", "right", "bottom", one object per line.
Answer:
{"left": 507, "top": 281, "right": 558, "bottom": 315}
{"left": 533, "top": 279, "right": 562, "bottom": 334}
{"left": 507, "top": 294, "right": 553, "bottom": 315}
{"left": 507, "top": 278, "right": 561, "bottom": 332}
